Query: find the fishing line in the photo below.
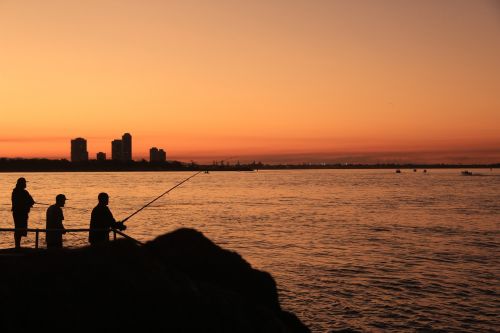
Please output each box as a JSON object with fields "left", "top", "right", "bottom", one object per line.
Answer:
{"left": 34, "top": 202, "right": 87, "bottom": 211}
{"left": 1, "top": 203, "right": 85, "bottom": 211}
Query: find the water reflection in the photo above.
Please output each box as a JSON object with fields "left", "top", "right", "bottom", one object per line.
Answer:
{"left": 0, "top": 169, "right": 499, "bottom": 332}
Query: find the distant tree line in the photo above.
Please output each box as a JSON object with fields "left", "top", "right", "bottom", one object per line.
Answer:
{"left": 0, "top": 158, "right": 252, "bottom": 172}
{"left": 255, "top": 163, "right": 500, "bottom": 170}
{"left": 0, "top": 158, "right": 497, "bottom": 172}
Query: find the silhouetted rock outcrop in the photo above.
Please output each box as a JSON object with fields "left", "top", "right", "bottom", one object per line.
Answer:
{"left": 146, "top": 228, "right": 281, "bottom": 311}
{"left": 0, "top": 228, "right": 309, "bottom": 333}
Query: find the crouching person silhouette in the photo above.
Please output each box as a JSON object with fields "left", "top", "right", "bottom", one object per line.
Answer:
{"left": 89, "top": 192, "right": 126, "bottom": 246}
{"left": 46, "top": 194, "right": 67, "bottom": 249}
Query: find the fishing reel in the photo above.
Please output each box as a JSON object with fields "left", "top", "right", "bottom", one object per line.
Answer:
{"left": 114, "top": 221, "right": 127, "bottom": 231}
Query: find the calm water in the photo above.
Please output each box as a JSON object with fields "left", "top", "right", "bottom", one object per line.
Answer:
{"left": 1, "top": 169, "right": 499, "bottom": 332}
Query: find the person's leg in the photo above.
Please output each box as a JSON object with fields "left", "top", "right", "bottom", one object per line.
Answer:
{"left": 13, "top": 214, "right": 28, "bottom": 249}
{"left": 14, "top": 234, "right": 21, "bottom": 248}
{"left": 13, "top": 214, "right": 21, "bottom": 248}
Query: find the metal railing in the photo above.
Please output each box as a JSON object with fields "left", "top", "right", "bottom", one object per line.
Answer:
{"left": 0, "top": 228, "right": 143, "bottom": 249}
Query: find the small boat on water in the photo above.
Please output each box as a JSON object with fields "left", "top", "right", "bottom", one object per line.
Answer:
{"left": 461, "top": 170, "right": 473, "bottom": 176}
{"left": 396, "top": 169, "right": 401, "bottom": 173}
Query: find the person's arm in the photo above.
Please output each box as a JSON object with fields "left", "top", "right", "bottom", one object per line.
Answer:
{"left": 60, "top": 209, "right": 66, "bottom": 234}
{"left": 45, "top": 206, "right": 52, "bottom": 228}
{"left": 106, "top": 208, "right": 126, "bottom": 231}
{"left": 28, "top": 192, "right": 35, "bottom": 207}
{"left": 105, "top": 207, "right": 117, "bottom": 228}
{"left": 90, "top": 207, "right": 97, "bottom": 228}
{"left": 11, "top": 190, "right": 16, "bottom": 211}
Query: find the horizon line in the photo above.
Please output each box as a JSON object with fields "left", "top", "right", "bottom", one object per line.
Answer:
{"left": 1, "top": 156, "right": 499, "bottom": 167}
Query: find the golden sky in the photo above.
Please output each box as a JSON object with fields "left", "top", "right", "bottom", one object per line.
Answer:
{"left": 1, "top": 0, "right": 499, "bottom": 163}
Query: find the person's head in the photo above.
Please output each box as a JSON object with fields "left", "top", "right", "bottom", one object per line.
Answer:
{"left": 98, "top": 192, "right": 109, "bottom": 205}
{"left": 16, "top": 177, "right": 27, "bottom": 189}
{"left": 56, "top": 194, "right": 66, "bottom": 207}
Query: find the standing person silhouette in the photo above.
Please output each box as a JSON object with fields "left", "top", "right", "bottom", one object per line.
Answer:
{"left": 46, "top": 194, "right": 67, "bottom": 249}
{"left": 89, "top": 193, "right": 126, "bottom": 245}
{"left": 11, "top": 177, "right": 35, "bottom": 249}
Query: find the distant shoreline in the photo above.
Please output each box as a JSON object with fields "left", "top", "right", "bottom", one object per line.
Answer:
{"left": 0, "top": 158, "right": 498, "bottom": 172}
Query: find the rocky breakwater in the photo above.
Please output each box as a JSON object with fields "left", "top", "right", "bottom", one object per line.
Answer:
{"left": 0, "top": 228, "right": 309, "bottom": 333}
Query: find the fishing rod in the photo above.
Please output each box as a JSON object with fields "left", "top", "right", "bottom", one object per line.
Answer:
{"left": 120, "top": 156, "right": 237, "bottom": 224}
{"left": 120, "top": 171, "right": 202, "bottom": 224}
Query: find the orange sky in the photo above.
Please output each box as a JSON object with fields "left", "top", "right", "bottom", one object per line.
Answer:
{"left": 1, "top": 0, "right": 499, "bottom": 163}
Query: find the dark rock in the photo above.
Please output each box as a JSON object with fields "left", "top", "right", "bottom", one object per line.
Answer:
{"left": 145, "top": 228, "right": 280, "bottom": 310}
{"left": 0, "top": 228, "right": 310, "bottom": 333}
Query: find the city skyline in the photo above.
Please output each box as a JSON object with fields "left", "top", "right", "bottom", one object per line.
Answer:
{"left": 4, "top": 132, "right": 500, "bottom": 165}
{"left": 70, "top": 132, "right": 169, "bottom": 162}
{"left": 1, "top": 1, "right": 499, "bottom": 163}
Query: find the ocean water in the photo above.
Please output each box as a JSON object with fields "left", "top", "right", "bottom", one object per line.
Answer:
{"left": 0, "top": 169, "right": 499, "bottom": 332}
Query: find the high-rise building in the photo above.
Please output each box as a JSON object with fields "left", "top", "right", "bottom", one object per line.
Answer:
{"left": 110, "top": 133, "right": 132, "bottom": 162}
{"left": 71, "top": 138, "right": 89, "bottom": 162}
{"left": 96, "top": 152, "right": 106, "bottom": 161}
{"left": 122, "top": 133, "right": 132, "bottom": 161}
{"left": 150, "top": 147, "right": 158, "bottom": 162}
{"left": 111, "top": 140, "right": 123, "bottom": 161}
{"left": 150, "top": 147, "right": 167, "bottom": 162}
{"left": 158, "top": 149, "right": 166, "bottom": 162}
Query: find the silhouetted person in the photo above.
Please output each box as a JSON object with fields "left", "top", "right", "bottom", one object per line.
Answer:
{"left": 11, "top": 177, "right": 35, "bottom": 249}
{"left": 89, "top": 193, "right": 126, "bottom": 245}
{"left": 46, "top": 194, "right": 67, "bottom": 249}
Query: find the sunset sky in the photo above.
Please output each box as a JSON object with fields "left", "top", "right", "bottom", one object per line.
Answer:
{"left": 1, "top": 0, "right": 499, "bottom": 163}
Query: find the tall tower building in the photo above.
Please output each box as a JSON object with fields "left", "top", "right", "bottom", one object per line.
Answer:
{"left": 111, "top": 140, "right": 123, "bottom": 161}
{"left": 158, "top": 149, "right": 166, "bottom": 162}
{"left": 122, "top": 133, "right": 132, "bottom": 161}
{"left": 71, "top": 138, "right": 89, "bottom": 162}
{"left": 149, "top": 147, "right": 159, "bottom": 162}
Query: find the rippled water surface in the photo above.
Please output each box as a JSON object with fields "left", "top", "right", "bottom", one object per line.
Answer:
{"left": 1, "top": 169, "right": 499, "bottom": 332}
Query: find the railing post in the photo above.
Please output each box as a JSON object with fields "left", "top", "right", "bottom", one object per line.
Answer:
{"left": 35, "top": 229, "right": 39, "bottom": 249}
{"left": 113, "top": 230, "right": 116, "bottom": 241}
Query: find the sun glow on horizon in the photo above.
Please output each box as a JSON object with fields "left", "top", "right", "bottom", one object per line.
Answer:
{"left": 1, "top": 0, "right": 499, "bottom": 163}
